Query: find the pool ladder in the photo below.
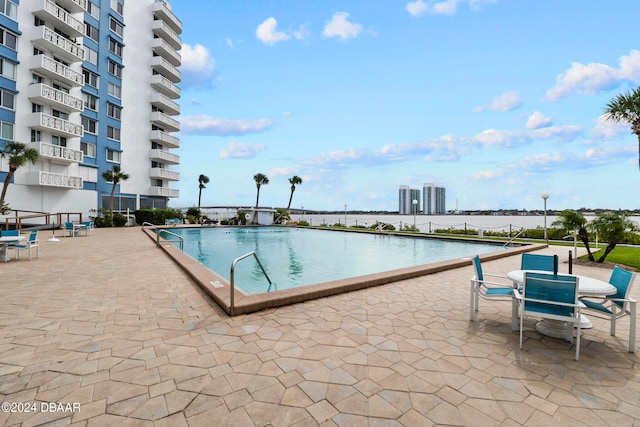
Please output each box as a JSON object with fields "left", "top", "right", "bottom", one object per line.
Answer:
{"left": 230, "top": 251, "right": 273, "bottom": 316}
{"left": 142, "top": 222, "right": 184, "bottom": 251}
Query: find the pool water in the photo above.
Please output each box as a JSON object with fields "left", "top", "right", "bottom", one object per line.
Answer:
{"left": 166, "top": 227, "right": 502, "bottom": 294}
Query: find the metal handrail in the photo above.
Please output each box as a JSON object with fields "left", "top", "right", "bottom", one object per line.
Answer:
{"left": 152, "top": 226, "right": 183, "bottom": 251}
{"left": 503, "top": 228, "right": 525, "bottom": 248}
{"left": 230, "top": 251, "right": 273, "bottom": 316}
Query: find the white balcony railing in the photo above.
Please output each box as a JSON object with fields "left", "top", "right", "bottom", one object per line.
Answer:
{"left": 28, "top": 171, "right": 83, "bottom": 189}
{"left": 150, "top": 130, "right": 180, "bottom": 148}
{"left": 29, "top": 83, "right": 84, "bottom": 112}
{"left": 37, "top": 27, "right": 85, "bottom": 63}
{"left": 149, "top": 186, "right": 179, "bottom": 198}
{"left": 55, "top": 0, "right": 87, "bottom": 14}
{"left": 151, "top": 56, "right": 181, "bottom": 83}
{"left": 150, "top": 92, "right": 180, "bottom": 116}
{"left": 149, "top": 148, "right": 179, "bottom": 164}
{"left": 151, "top": 38, "right": 181, "bottom": 67}
{"left": 30, "top": 113, "right": 83, "bottom": 138}
{"left": 30, "top": 55, "right": 84, "bottom": 87}
{"left": 39, "top": 142, "right": 83, "bottom": 163}
{"left": 152, "top": 19, "right": 181, "bottom": 50}
{"left": 150, "top": 74, "right": 180, "bottom": 99}
{"left": 152, "top": 0, "right": 183, "bottom": 34}
{"left": 150, "top": 168, "right": 180, "bottom": 181}
{"left": 35, "top": 0, "right": 85, "bottom": 37}
{"left": 150, "top": 111, "right": 180, "bottom": 132}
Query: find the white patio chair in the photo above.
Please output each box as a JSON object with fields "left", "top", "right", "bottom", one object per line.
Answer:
{"left": 470, "top": 255, "right": 518, "bottom": 330}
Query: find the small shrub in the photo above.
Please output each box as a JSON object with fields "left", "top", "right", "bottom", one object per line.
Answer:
{"left": 113, "top": 213, "right": 128, "bottom": 227}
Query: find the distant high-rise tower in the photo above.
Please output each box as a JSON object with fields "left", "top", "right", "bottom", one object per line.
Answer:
{"left": 399, "top": 185, "right": 421, "bottom": 215}
{"left": 423, "top": 183, "right": 446, "bottom": 214}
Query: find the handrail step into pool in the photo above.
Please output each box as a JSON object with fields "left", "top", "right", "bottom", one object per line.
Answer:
{"left": 230, "top": 251, "right": 273, "bottom": 316}
{"left": 142, "top": 222, "right": 184, "bottom": 251}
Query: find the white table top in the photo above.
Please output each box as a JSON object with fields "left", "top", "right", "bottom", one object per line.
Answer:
{"left": 507, "top": 270, "right": 616, "bottom": 297}
{"left": 0, "top": 235, "right": 25, "bottom": 242}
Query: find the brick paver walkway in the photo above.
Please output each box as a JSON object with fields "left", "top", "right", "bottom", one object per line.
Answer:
{"left": 0, "top": 227, "right": 638, "bottom": 426}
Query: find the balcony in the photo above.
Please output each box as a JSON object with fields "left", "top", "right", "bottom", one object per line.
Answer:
{"left": 150, "top": 93, "right": 180, "bottom": 116}
{"left": 152, "top": 1, "right": 183, "bottom": 35}
{"left": 150, "top": 168, "right": 180, "bottom": 181}
{"left": 38, "top": 142, "right": 83, "bottom": 164}
{"left": 151, "top": 20, "right": 181, "bottom": 51}
{"left": 150, "top": 129, "right": 180, "bottom": 148}
{"left": 149, "top": 148, "right": 179, "bottom": 164}
{"left": 150, "top": 74, "right": 180, "bottom": 99}
{"left": 27, "top": 171, "right": 83, "bottom": 189}
{"left": 149, "top": 186, "right": 179, "bottom": 198}
{"left": 29, "top": 83, "right": 83, "bottom": 113}
{"left": 30, "top": 113, "right": 83, "bottom": 138}
{"left": 34, "top": 0, "right": 85, "bottom": 38}
{"left": 34, "top": 27, "right": 85, "bottom": 63}
{"left": 151, "top": 38, "right": 181, "bottom": 67}
{"left": 29, "top": 55, "right": 84, "bottom": 87}
{"left": 55, "top": 0, "right": 87, "bottom": 14}
{"left": 151, "top": 56, "right": 180, "bottom": 83}
{"left": 150, "top": 111, "right": 179, "bottom": 132}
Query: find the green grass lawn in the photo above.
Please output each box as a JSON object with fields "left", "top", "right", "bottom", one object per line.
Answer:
{"left": 579, "top": 246, "right": 640, "bottom": 270}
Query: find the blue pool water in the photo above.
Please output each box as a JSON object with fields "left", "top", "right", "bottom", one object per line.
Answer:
{"left": 165, "top": 227, "right": 502, "bottom": 294}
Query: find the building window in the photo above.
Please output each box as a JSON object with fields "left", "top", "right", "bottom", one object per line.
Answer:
{"left": 0, "top": 0, "right": 17, "bottom": 20}
{"left": 34, "top": 17, "right": 45, "bottom": 27}
{"left": 109, "top": 39, "right": 123, "bottom": 57}
{"left": 52, "top": 83, "right": 69, "bottom": 94}
{"left": 32, "top": 74, "right": 44, "bottom": 84}
{"left": 85, "top": 47, "right": 98, "bottom": 65}
{"left": 111, "top": 0, "right": 123, "bottom": 15}
{"left": 0, "top": 121, "right": 13, "bottom": 140}
{"left": 106, "top": 148, "right": 121, "bottom": 163}
{"left": 83, "top": 69, "right": 99, "bottom": 88}
{"left": 87, "top": 1, "right": 100, "bottom": 19}
{"left": 0, "top": 28, "right": 17, "bottom": 50}
{"left": 0, "top": 59, "right": 15, "bottom": 80}
{"left": 82, "top": 93, "right": 98, "bottom": 111}
{"left": 108, "top": 82, "right": 121, "bottom": 99}
{"left": 81, "top": 141, "right": 96, "bottom": 157}
{"left": 32, "top": 103, "right": 42, "bottom": 113}
{"left": 85, "top": 23, "right": 99, "bottom": 41}
{"left": 31, "top": 130, "right": 41, "bottom": 142}
{"left": 109, "top": 18, "right": 124, "bottom": 37}
{"left": 107, "top": 126, "right": 120, "bottom": 141}
{"left": 81, "top": 117, "right": 97, "bottom": 134}
{"left": 108, "top": 60, "right": 123, "bottom": 78}
{"left": 0, "top": 90, "right": 13, "bottom": 110}
{"left": 52, "top": 135, "right": 67, "bottom": 147}
{"left": 52, "top": 109, "right": 69, "bottom": 120}
{"left": 33, "top": 47, "right": 44, "bottom": 56}
{"left": 107, "top": 103, "right": 121, "bottom": 120}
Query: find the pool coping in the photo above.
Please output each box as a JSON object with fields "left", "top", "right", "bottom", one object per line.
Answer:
{"left": 142, "top": 225, "right": 548, "bottom": 316}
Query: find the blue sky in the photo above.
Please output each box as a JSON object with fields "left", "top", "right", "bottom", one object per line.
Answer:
{"left": 170, "top": 0, "right": 639, "bottom": 212}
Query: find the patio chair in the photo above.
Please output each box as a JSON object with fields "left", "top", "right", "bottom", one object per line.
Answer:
{"left": 82, "top": 221, "right": 95, "bottom": 235}
{"left": 62, "top": 222, "right": 76, "bottom": 237}
{"left": 470, "top": 255, "right": 518, "bottom": 330}
{"left": 14, "top": 231, "right": 39, "bottom": 260}
{"left": 580, "top": 266, "right": 637, "bottom": 352}
{"left": 521, "top": 253, "right": 558, "bottom": 274}
{"left": 514, "top": 272, "right": 582, "bottom": 361}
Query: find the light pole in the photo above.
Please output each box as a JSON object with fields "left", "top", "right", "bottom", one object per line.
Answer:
{"left": 541, "top": 192, "right": 549, "bottom": 241}
{"left": 412, "top": 199, "right": 418, "bottom": 229}
{"left": 344, "top": 203, "right": 347, "bottom": 226}
{"left": 301, "top": 205, "right": 304, "bottom": 222}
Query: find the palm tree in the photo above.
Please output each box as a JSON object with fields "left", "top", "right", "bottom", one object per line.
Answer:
{"left": 253, "top": 173, "right": 269, "bottom": 208}
{"left": 197, "top": 174, "right": 209, "bottom": 213}
{"left": 552, "top": 210, "right": 594, "bottom": 261}
{"left": 0, "top": 142, "right": 39, "bottom": 213}
{"left": 604, "top": 86, "right": 640, "bottom": 171}
{"left": 590, "top": 212, "right": 636, "bottom": 263}
{"left": 102, "top": 165, "right": 130, "bottom": 227}
{"left": 285, "top": 175, "right": 303, "bottom": 211}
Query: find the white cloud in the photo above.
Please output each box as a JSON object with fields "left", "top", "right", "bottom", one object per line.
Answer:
{"left": 180, "top": 115, "right": 274, "bottom": 136}
{"left": 471, "top": 170, "right": 505, "bottom": 180}
{"left": 474, "top": 91, "right": 522, "bottom": 112}
{"left": 256, "top": 17, "right": 290, "bottom": 46}
{"left": 590, "top": 115, "right": 631, "bottom": 140}
{"left": 526, "top": 111, "right": 553, "bottom": 129}
{"left": 406, "top": 0, "right": 496, "bottom": 16}
{"left": 219, "top": 142, "right": 267, "bottom": 159}
{"left": 545, "top": 49, "right": 640, "bottom": 101}
{"left": 293, "top": 23, "right": 310, "bottom": 40}
{"left": 323, "top": 12, "right": 362, "bottom": 40}
{"left": 180, "top": 44, "right": 216, "bottom": 89}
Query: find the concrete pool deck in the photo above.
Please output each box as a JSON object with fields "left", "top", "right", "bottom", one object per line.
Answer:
{"left": 0, "top": 226, "right": 639, "bottom": 426}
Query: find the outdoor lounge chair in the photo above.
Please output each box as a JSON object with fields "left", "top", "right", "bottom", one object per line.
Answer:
{"left": 15, "top": 231, "right": 38, "bottom": 260}
{"left": 514, "top": 272, "right": 582, "bottom": 361}
{"left": 470, "top": 255, "right": 518, "bottom": 330}
{"left": 521, "top": 253, "right": 558, "bottom": 274}
{"left": 580, "top": 266, "right": 637, "bottom": 352}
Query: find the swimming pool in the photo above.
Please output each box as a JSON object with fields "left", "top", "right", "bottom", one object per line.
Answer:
{"left": 165, "top": 227, "right": 503, "bottom": 295}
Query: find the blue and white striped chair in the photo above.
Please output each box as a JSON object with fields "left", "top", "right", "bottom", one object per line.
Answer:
{"left": 521, "top": 253, "right": 558, "bottom": 274}
{"left": 514, "top": 272, "right": 582, "bottom": 361}
{"left": 580, "top": 266, "right": 636, "bottom": 352}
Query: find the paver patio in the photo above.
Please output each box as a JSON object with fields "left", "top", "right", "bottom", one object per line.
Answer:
{"left": 0, "top": 227, "right": 638, "bottom": 426}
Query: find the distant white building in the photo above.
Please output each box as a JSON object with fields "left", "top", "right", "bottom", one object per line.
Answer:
{"left": 398, "top": 185, "right": 421, "bottom": 215}
{"left": 0, "top": 0, "right": 182, "bottom": 217}
{"left": 423, "top": 183, "right": 446, "bottom": 215}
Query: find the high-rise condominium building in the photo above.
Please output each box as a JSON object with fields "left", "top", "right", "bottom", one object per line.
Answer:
{"left": 398, "top": 185, "right": 421, "bottom": 215}
{"left": 423, "top": 183, "right": 446, "bottom": 214}
{"left": 0, "top": 0, "right": 181, "bottom": 216}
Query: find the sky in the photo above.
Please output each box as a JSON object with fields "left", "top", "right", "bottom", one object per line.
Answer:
{"left": 169, "top": 0, "right": 640, "bottom": 213}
